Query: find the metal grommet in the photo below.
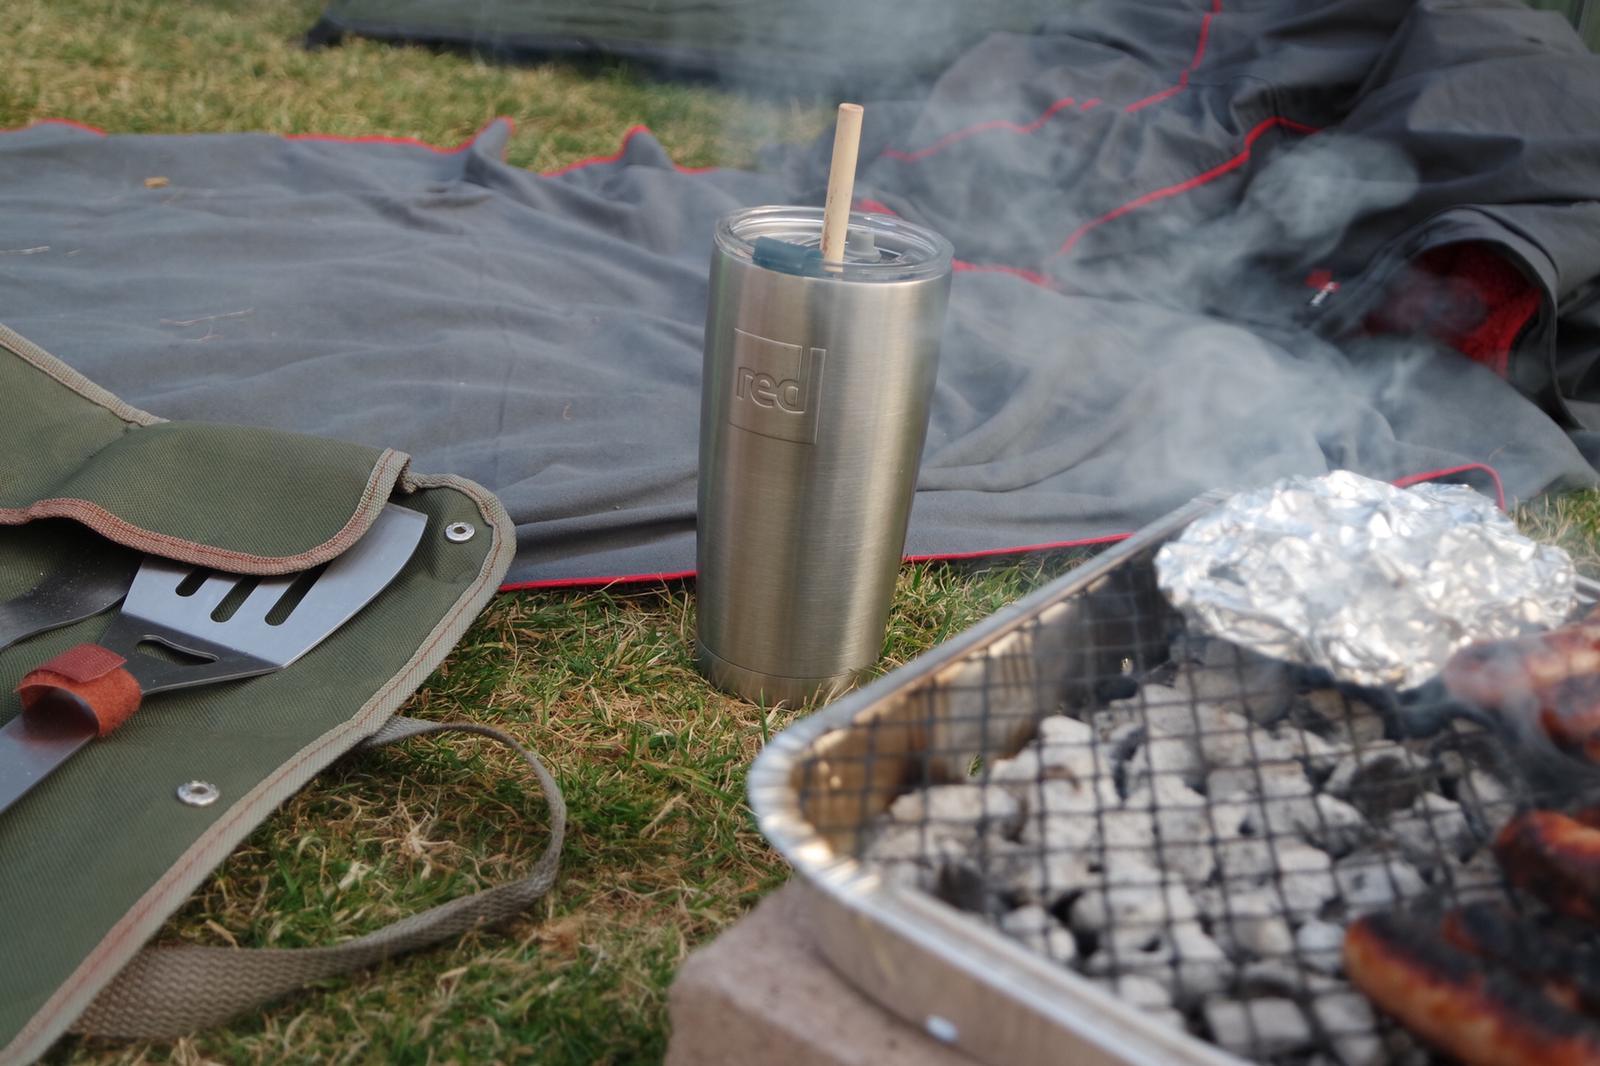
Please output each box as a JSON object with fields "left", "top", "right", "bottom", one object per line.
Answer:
{"left": 924, "top": 1016, "right": 959, "bottom": 1044}
{"left": 176, "top": 780, "right": 220, "bottom": 807}
{"left": 444, "top": 521, "right": 476, "bottom": 543}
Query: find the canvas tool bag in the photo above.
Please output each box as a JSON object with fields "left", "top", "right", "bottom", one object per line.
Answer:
{"left": 0, "top": 322, "right": 565, "bottom": 1064}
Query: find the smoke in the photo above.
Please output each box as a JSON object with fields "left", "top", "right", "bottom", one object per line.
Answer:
{"left": 410, "top": 0, "right": 1585, "bottom": 519}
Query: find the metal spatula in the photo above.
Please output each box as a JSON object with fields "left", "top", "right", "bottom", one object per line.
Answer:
{"left": 0, "top": 503, "right": 428, "bottom": 814}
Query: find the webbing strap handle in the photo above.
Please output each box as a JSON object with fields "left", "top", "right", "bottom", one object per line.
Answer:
{"left": 70, "top": 716, "right": 566, "bottom": 1040}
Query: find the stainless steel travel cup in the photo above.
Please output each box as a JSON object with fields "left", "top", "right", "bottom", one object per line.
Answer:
{"left": 696, "top": 206, "right": 954, "bottom": 705}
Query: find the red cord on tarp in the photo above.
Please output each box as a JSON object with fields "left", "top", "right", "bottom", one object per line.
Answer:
{"left": 497, "top": 465, "right": 1509, "bottom": 592}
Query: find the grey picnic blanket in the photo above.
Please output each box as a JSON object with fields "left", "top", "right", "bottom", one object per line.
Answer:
{"left": 4, "top": 0, "right": 1599, "bottom": 587}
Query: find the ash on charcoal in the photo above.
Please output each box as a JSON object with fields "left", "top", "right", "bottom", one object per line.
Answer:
{"left": 886, "top": 783, "right": 1024, "bottom": 839}
{"left": 1273, "top": 844, "right": 1341, "bottom": 915}
{"left": 1094, "top": 973, "right": 1173, "bottom": 1011}
{"left": 1127, "top": 775, "right": 1217, "bottom": 883}
{"left": 867, "top": 832, "right": 974, "bottom": 890}
{"left": 1071, "top": 869, "right": 1200, "bottom": 934}
{"left": 1331, "top": 851, "right": 1425, "bottom": 913}
{"left": 991, "top": 842, "right": 1095, "bottom": 906}
{"left": 1294, "top": 918, "right": 1346, "bottom": 975}
{"left": 1085, "top": 919, "right": 1232, "bottom": 1001}
{"left": 1209, "top": 784, "right": 1369, "bottom": 858}
{"left": 1123, "top": 696, "right": 1309, "bottom": 795}
{"left": 1169, "top": 636, "right": 1296, "bottom": 725}
{"left": 864, "top": 824, "right": 958, "bottom": 864}
{"left": 1387, "top": 792, "right": 1476, "bottom": 866}
{"left": 1310, "top": 990, "right": 1384, "bottom": 1066}
{"left": 1095, "top": 805, "right": 1162, "bottom": 855}
{"left": 999, "top": 903, "right": 1077, "bottom": 963}
{"left": 1204, "top": 757, "right": 1310, "bottom": 803}
{"left": 1324, "top": 746, "right": 1429, "bottom": 818}
{"left": 1016, "top": 780, "right": 1103, "bottom": 853}
{"left": 1089, "top": 708, "right": 1141, "bottom": 745}
{"left": 990, "top": 715, "right": 1120, "bottom": 806}
{"left": 1238, "top": 959, "right": 1342, "bottom": 998}
{"left": 1439, "top": 849, "right": 1505, "bottom": 905}
{"left": 1194, "top": 888, "right": 1294, "bottom": 959}
{"left": 1201, "top": 996, "right": 1314, "bottom": 1058}
{"left": 1457, "top": 765, "right": 1513, "bottom": 815}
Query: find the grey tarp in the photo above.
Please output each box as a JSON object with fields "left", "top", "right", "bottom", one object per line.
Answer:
{"left": 3, "top": 0, "right": 1600, "bottom": 587}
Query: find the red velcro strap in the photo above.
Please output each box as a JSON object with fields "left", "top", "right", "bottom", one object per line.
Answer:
{"left": 16, "top": 643, "right": 143, "bottom": 736}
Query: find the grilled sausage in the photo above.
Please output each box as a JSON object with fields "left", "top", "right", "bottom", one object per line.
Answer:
{"left": 1494, "top": 810, "right": 1600, "bottom": 925}
{"left": 1344, "top": 913, "right": 1600, "bottom": 1065}
{"left": 1443, "top": 611, "right": 1600, "bottom": 758}
{"left": 1443, "top": 902, "right": 1600, "bottom": 1015}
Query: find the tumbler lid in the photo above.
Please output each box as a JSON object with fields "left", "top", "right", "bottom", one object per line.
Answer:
{"left": 716, "top": 205, "right": 953, "bottom": 283}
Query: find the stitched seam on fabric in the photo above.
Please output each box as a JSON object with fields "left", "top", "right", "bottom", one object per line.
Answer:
{"left": 491, "top": 464, "right": 1512, "bottom": 592}
{"left": 540, "top": 123, "right": 717, "bottom": 176}
{"left": 0, "top": 323, "right": 161, "bottom": 428}
{"left": 1050, "top": 115, "right": 1319, "bottom": 259}
{"left": 0, "top": 450, "right": 409, "bottom": 574}
{"left": 879, "top": 97, "right": 1080, "bottom": 163}
{"left": 0, "top": 474, "right": 514, "bottom": 1065}
{"left": 1123, "top": 0, "right": 1222, "bottom": 113}
{"left": 875, "top": 0, "right": 1221, "bottom": 163}
{"left": 2, "top": 119, "right": 516, "bottom": 162}
{"left": 1390, "top": 463, "right": 1508, "bottom": 511}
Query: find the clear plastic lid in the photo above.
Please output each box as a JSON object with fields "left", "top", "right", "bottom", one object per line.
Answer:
{"left": 715, "top": 205, "right": 953, "bottom": 283}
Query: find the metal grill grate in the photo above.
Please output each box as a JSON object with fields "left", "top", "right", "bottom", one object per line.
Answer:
{"left": 791, "top": 546, "right": 1593, "bottom": 1065}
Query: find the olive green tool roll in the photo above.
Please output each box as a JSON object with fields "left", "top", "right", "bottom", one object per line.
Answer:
{"left": 0, "top": 323, "right": 561, "bottom": 1063}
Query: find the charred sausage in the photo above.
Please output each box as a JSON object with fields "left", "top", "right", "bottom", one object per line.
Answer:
{"left": 1494, "top": 810, "right": 1600, "bottom": 925}
{"left": 1443, "top": 611, "right": 1600, "bottom": 758}
{"left": 1443, "top": 902, "right": 1600, "bottom": 1015}
{"left": 1345, "top": 912, "right": 1600, "bottom": 1065}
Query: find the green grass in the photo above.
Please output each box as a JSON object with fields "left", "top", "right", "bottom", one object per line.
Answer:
{"left": 8, "top": 2, "right": 1600, "bottom": 1063}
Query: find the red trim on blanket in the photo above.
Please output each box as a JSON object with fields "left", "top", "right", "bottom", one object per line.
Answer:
{"left": 6, "top": 117, "right": 109, "bottom": 136}
{"left": 2, "top": 117, "right": 726, "bottom": 176}
{"left": 1390, "top": 463, "right": 1507, "bottom": 511}
{"left": 1051, "top": 115, "right": 1319, "bottom": 259}
{"left": 857, "top": 199, "right": 1053, "bottom": 288}
{"left": 5, "top": 116, "right": 521, "bottom": 159}
{"left": 904, "top": 533, "right": 1132, "bottom": 563}
{"left": 952, "top": 259, "right": 1054, "bottom": 287}
{"left": 284, "top": 119, "right": 515, "bottom": 156}
{"left": 880, "top": 98, "right": 1078, "bottom": 163}
{"left": 492, "top": 536, "right": 1139, "bottom": 592}
{"left": 498, "top": 568, "right": 697, "bottom": 592}
{"left": 874, "top": 0, "right": 1218, "bottom": 163}
{"left": 1124, "top": 0, "right": 1222, "bottom": 114}
{"left": 493, "top": 466, "right": 1509, "bottom": 592}
{"left": 540, "top": 123, "right": 718, "bottom": 176}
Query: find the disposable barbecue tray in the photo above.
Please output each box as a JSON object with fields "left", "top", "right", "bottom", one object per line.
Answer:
{"left": 749, "top": 491, "right": 1600, "bottom": 1066}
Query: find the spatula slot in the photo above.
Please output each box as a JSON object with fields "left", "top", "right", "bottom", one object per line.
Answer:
{"left": 174, "top": 570, "right": 211, "bottom": 597}
{"left": 265, "top": 563, "right": 330, "bottom": 627}
{"left": 210, "top": 577, "right": 260, "bottom": 623}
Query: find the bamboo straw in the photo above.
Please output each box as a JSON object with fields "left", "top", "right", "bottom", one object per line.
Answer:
{"left": 820, "top": 103, "right": 864, "bottom": 265}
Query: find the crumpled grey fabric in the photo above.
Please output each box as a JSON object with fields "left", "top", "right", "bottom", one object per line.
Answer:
{"left": 3, "top": 0, "right": 1597, "bottom": 586}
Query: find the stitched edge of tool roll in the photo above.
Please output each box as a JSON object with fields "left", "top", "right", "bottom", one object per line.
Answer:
{"left": 0, "top": 323, "right": 410, "bottom": 574}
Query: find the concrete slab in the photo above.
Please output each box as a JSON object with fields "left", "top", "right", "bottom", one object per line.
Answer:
{"left": 665, "top": 883, "right": 981, "bottom": 1066}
